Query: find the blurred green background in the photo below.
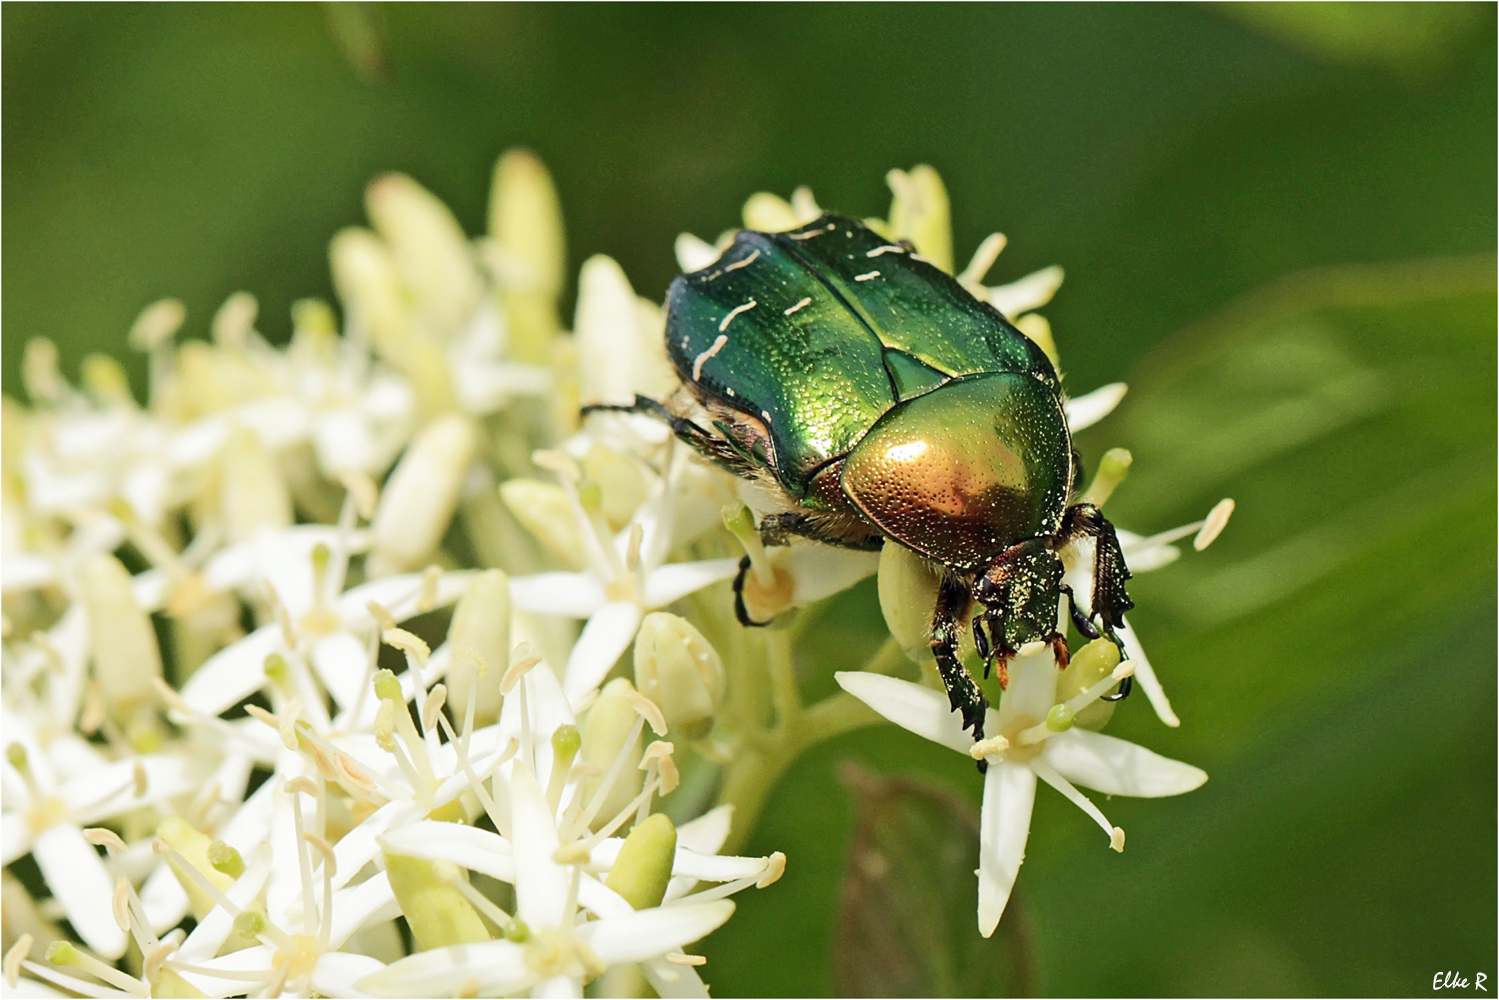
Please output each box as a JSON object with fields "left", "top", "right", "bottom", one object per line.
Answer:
{"left": 4, "top": 3, "right": 1494, "bottom": 996}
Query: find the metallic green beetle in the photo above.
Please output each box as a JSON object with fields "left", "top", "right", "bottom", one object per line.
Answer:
{"left": 594, "top": 213, "right": 1132, "bottom": 747}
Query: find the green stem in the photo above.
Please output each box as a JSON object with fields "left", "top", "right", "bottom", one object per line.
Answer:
{"left": 716, "top": 637, "right": 906, "bottom": 854}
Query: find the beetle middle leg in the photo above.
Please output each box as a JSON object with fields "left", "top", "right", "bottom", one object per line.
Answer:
{"left": 932, "top": 574, "right": 989, "bottom": 760}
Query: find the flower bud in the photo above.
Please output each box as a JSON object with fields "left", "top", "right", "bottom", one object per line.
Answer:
{"left": 445, "top": 569, "right": 511, "bottom": 725}
{"left": 382, "top": 853, "right": 489, "bottom": 951}
{"left": 886, "top": 166, "right": 952, "bottom": 273}
{"left": 742, "top": 192, "right": 804, "bottom": 232}
{"left": 1057, "top": 638, "right": 1121, "bottom": 731}
{"left": 605, "top": 813, "right": 677, "bottom": 910}
{"left": 499, "top": 479, "right": 587, "bottom": 570}
{"left": 369, "top": 415, "right": 477, "bottom": 575}
{"left": 79, "top": 355, "right": 134, "bottom": 406}
{"left": 80, "top": 553, "right": 162, "bottom": 736}
{"left": 156, "top": 816, "right": 232, "bottom": 919}
{"left": 489, "top": 150, "right": 565, "bottom": 364}
{"left": 128, "top": 299, "right": 185, "bottom": 352}
{"left": 211, "top": 292, "right": 258, "bottom": 349}
{"left": 330, "top": 227, "right": 412, "bottom": 365}
{"left": 877, "top": 543, "right": 942, "bottom": 662}
{"left": 634, "top": 613, "right": 725, "bottom": 739}
{"left": 220, "top": 427, "right": 293, "bottom": 544}
{"left": 581, "top": 446, "right": 648, "bottom": 532}
{"left": 1014, "top": 313, "right": 1060, "bottom": 370}
{"left": 366, "top": 173, "right": 482, "bottom": 339}
{"left": 22, "top": 339, "right": 64, "bottom": 405}
{"left": 1082, "top": 448, "right": 1132, "bottom": 508}
{"left": 579, "top": 678, "right": 645, "bottom": 830}
{"left": 574, "top": 255, "right": 675, "bottom": 406}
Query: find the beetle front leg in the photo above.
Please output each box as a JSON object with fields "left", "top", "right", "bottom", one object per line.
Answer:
{"left": 731, "top": 556, "right": 774, "bottom": 628}
{"left": 931, "top": 575, "right": 989, "bottom": 761}
{"left": 1057, "top": 503, "right": 1134, "bottom": 653}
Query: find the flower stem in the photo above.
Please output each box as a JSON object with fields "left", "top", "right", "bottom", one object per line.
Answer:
{"left": 716, "top": 637, "right": 906, "bottom": 853}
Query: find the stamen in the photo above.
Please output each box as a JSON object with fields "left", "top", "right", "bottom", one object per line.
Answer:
{"left": 721, "top": 504, "right": 775, "bottom": 588}
{"left": 1032, "top": 760, "right": 1125, "bottom": 852}
{"left": 436, "top": 863, "right": 515, "bottom": 930}
{"left": 5, "top": 934, "right": 32, "bottom": 987}
{"left": 668, "top": 952, "right": 707, "bottom": 967}
{"left": 1065, "top": 660, "right": 1136, "bottom": 715}
{"left": 288, "top": 786, "right": 317, "bottom": 936}
{"left": 569, "top": 716, "right": 645, "bottom": 838}
{"left": 44, "top": 942, "right": 147, "bottom": 996}
{"left": 1193, "top": 498, "right": 1235, "bottom": 551}
{"left": 957, "top": 232, "right": 1007, "bottom": 287}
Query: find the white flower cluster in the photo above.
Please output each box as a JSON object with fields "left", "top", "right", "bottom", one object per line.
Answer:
{"left": 1, "top": 154, "right": 1232, "bottom": 997}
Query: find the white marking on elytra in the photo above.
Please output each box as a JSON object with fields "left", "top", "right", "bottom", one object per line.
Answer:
{"left": 761, "top": 410, "right": 773, "bottom": 423}
{"left": 789, "top": 224, "right": 834, "bottom": 240}
{"left": 692, "top": 335, "right": 729, "bottom": 381}
{"left": 909, "top": 253, "right": 934, "bottom": 265}
{"left": 854, "top": 270, "right": 880, "bottom": 281}
{"left": 866, "top": 245, "right": 905, "bottom": 257}
{"left": 722, "top": 249, "right": 760, "bottom": 272}
{"left": 727, "top": 388, "right": 736, "bottom": 397}
{"left": 719, "top": 299, "right": 758, "bottom": 332}
{"left": 784, "top": 297, "right": 813, "bottom": 316}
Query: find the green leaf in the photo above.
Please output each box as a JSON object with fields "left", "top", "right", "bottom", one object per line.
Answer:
{"left": 833, "top": 764, "right": 1039, "bottom": 998}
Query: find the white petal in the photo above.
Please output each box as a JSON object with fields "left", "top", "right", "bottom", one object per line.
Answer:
{"left": 2, "top": 812, "right": 31, "bottom": 866}
{"left": 579, "top": 873, "right": 635, "bottom": 920}
{"left": 977, "top": 763, "right": 1035, "bottom": 938}
{"left": 834, "top": 672, "right": 971, "bottom": 754}
{"left": 173, "top": 944, "right": 276, "bottom": 999}
{"left": 0, "top": 553, "right": 55, "bottom": 592}
{"left": 578, "top": 900, "right": 736, "bottom": 966}
{"left": 995, "top": 648, "right": 1059, "bottom": 729}
{"left": 1063, "top": 382, "right": 1128, "bottom": 432}
{"left": 311, "top": 952, "right": 384, "bottom": 999}
{"left": 987, "top": 265, "right": 1063, "bottom": 318}
{"left": 181, "top": 624, "right": 278, "bottom": 715}
{"left": 1042, "top": 729, "right": 1206, "bottom": 797}
{"left": 328, "top": 871, "right": 400, "bottom": 949}
{"left": 333, "top": 801, "right": 424, "bottom": 891}
{"left": 675, "top": 804, "right": 733, "bottom": 856}
{"left": 379, "top": 821, "right": 515, "bottom": 882}
{"left": 33, "top": 823, "right": 126, "bottom": 958}
{"left": 532, "top": 974, "right": 583, "bottom": 998}
{"left": 498, "top": 662, "right": 577, "bottom": 787}
{"left": 642, "top": 955, "right": 711, "bottom": 999}
{"left": 69, "top": 754, "right": 204, "bottom": 824}
{"left": 1117, "top": 618, "right": 1179, "bottom": 726}
{"left": 356, "top": 940, "right": 533, "bottom": 998}
{"left": 139, "top": 859, "right": 189, "bottom": 933}
{"left": 588, "top": 839, "right": 769, "bottom": 882}
{"left": 510, "top": 765, "right": 570, "bottom": 929}
{"left": 675, "top": 232, "right": 719, "bottom": 273}
{"left": 643, "top": 559, "right": 740, "bottom": 608}
{"left": 780, "top": 545, "right": 880, "bottom": 605}
{"left": 313, "top": 631, "right": 372, "bottom": 711}
{"left": 177, "top": 846, "right": 273, "bottom": 964}
{"left": 510, "top": 572, "right": 608, "bottom": 618}
{"left": 336, "top": 570, "right": 474, "bottom": 626}
{"left": 563, "top": 603, "right": 642, "bottom": 705}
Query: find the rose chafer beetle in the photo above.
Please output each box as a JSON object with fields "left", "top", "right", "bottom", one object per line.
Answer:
{"left": 591, "top": 213, "right": 1133, "bottom": 748}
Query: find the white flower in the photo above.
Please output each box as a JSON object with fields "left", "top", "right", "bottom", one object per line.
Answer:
{"left": 1, "top": 741, "right": 205, "bottom": 958}
{"left": 837, "top": 648, "right": 1206, "bottom": 937}
{"left": 509, "top": 446, "right": 739, "bottom": 706}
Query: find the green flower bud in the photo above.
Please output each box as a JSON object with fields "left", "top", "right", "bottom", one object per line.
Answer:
{"left": 1058, "top": 638, "right": 1122, "bottom": 731}
{"left": 383, "top": 852, "right": 491, "bottom": 951}
{"left": 578, "top": 679, "right": 645, "bottom": 831}
{"left": 605, "top": 813, "right": 677, "bottom": 910}
{"left": 366, "top": 173, "right": 482, "bottom": 339}
{"left": 221, "top": 427, "right": 293, "bottom": 544}
{"left": 488, "top": 150, "right": 565, "bottom": 365}
{"left": 877, "top": 543, "right": 941, "bottom": 662}
{"left": 446, "top": 570, "right": 511, "bottom": 726}
{"left": 499, "top": 480, "right": 588, "bottom": 570}
{"left": 634, "top": 613, "right": 725, "bottom": 739}
{"left": 886, "top": 165, "right": 953, "bottom": 273}
{"left": 81, "top": 553, "right": 162, "bottom": 734}
{"left": 330, "top": 227, "right": 413, "bottom": 370}
{"left": 369, "top": 415, "right": 477, "bottom": 575}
